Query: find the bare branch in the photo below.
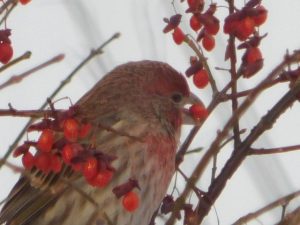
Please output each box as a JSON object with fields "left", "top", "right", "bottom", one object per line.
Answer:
{"left": 233, "top": 190, "right": 300, "bottom": 225}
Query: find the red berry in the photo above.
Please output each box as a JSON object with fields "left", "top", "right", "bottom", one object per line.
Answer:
{"left": 172, "top": 27, "right": 185, "bottom": 45}
{"left": 204, "top": 18, "right": 220, "bottom": 35}
{"left": 122, "top": 191, "right": 139, "bottom": 212}
{"left": 34, "top": 153, "right": 51, "bottom": 173}
{"left": 190, "top": 15, "right": 202, "bottom": 31}
{"left": 245, "top": 47, "right": 262, "bottom": 63}
{"left": 193, "top": 69, "right": 209, "bottom": 88}
{"left": 202, "top": 34, "right": 215, "bottom": 51}
{"left": 19, "top": 0, "right": 31, "bottom": 4}
{"left": 22, "top": 152, "right": 34, "bottom": 169}
{"left": 189, "top": 104, "right": 208, "bottom": 121}
{"left": 91, "top": 170, "right": 113, "bottom": 188}
{"left": 51, "top": 154, "right": 62, "bottom": 173}
{"left": 253, "top": 5, "right": 267, "bottom": 26}
{"left": 0, "top": 42, "right": 13, "bottom": 64}
{"left": 63, "top": 118, "right": 79, "bottom": 142}
{"left": 62, "top": 144, "right": 75, "bottom": 164}
{"left": 37, "top": 129, "right": 54, "bottom": 152}
{"left": 83, "top": 157, "right": 98, "bottom": 179}
{"left": 236, "top": 17, "right": 255, "bottom": 41}
{"left": 79, "top": 123, "right": 92, "bottom": 138}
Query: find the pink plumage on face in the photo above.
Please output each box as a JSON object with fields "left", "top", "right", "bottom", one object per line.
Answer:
{"left": 0, "top": 60, "right": 200, "bottom": 225}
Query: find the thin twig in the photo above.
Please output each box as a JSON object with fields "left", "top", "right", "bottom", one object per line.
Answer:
{"left": 0, "top": 0, "right": 17, "bottom": 14}
{"left": 249, "top": 144, "right": 300, "bottom": 155}
{"left": 0, "top": 109, "right": 57, "bottom": 117}
{"left": 0, "top": 0, "right": 17, "bottom": 26}
{"left": 232, "top": 190, "right": 300, "bottom": 225}
{"left": 0, "top": 54, "right": 64, "bottom": 90}
{"left": 223, "top": 79, "right": 281, "bottom": 101}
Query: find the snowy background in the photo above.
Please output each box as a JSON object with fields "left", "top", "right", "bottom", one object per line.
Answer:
{"left": 1, "top": 0, "right": 300, "bottom": 224}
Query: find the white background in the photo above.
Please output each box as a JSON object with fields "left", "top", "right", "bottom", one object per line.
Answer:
{"left": 0, "top": 1, "right": 300, "bottom": 224}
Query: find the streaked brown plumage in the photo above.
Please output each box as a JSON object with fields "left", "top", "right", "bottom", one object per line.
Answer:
{"left": 0, "top": 60, "right": 200, "bottom": 225}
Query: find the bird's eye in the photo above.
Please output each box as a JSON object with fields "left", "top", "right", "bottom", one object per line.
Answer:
{"left": 171, "top": 93, "right": 183, "bottom": 103}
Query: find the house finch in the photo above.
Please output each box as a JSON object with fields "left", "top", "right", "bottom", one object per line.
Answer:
{"left": 0, "top": 60, "right": 202, "bottom": 225}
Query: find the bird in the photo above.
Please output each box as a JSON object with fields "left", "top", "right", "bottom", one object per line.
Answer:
{"left": 0, "top": 60, "right": 202, "bottom": 225}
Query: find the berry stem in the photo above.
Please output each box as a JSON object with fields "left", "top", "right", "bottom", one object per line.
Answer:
{"left": 0, "top": 0, "right": 17, "bottom": 27}
{"left": 227, "top": 0, "right": 241, "bottom": 147}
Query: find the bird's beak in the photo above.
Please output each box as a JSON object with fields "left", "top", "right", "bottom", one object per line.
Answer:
{"left": 181, "top": 92, "right": 205, "bottom": 126}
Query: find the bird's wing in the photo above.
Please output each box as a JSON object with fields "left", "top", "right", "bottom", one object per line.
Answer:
{"left": 0, "top": 161, "right": 80, "bottom": 225}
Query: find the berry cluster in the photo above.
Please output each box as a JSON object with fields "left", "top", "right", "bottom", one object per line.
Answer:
{"left": 13, "top": 106, "right": 141, "bottom": 212}
{"left": 224, "top": 0, "right": 267, "bottom": 77}
{"left": 0, "top": 29, "right": 13, "bottom": 64}
{"left": 224, "top": 3, "right": 267, "bottom": 41}
{"left": 0, "top": 0, "right": 32, "bottom": 64}
{"left": 13, "top": 110, "right": 101, "bottom": 177}
{"left": 163, "top": 1, "right": 220, "bottom": 51}
{"left": 189, "top": 2, "right": 220, "bottom": 51}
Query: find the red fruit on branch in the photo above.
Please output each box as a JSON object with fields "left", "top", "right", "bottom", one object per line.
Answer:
{"left": 37, "top": 129, "right": 54, "bottom": 152}
{"left": 190, "top": 14, "right": 202, "bottom": 31}
{"left": 236, "top": 17, "right": 255, "bottom": 41}
{"left": 202, "top": 33, "right": 215, "bottom": 51}
{"left": 245, "top": 47, "right": 262, "bottom": 63}
{"left": 122, "top": 191, "right": 140, "bottom": 212}
{"left": 63, "top": 118, "right": 79, "bottom": 142}
{"left": 241, "top": 59, "right": 264, "bottom": 78}
{"left": 22, "top": 152, "right": 34, "bottom": 169}
{"left": 0, "top": 42, "right": 13, "bottom": 64}
{"left": 82, "top": 157, "right": 98, "bottom": 179}
{"left": 193, "top": 69, "right": 209, "bottom": 88}
{"left": 34, "top": 153, "right": 51, "bottom": 173}
{"left": 172, "top": 27, "right": 185, "bottom": 45}
{"left": 90, "top": 169, "right": 113, "bottom": 188}
{"left": 62, "top": 144, "right": 75, "bottom": 164}
{"left": 203, "top": 16, "right": 220, "bottom": 35}
{"left": 189, "top": 104, "right": 208, "bottom": 121}
{"left": 253, "top": 5, "right": 268, "bottom": 26}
